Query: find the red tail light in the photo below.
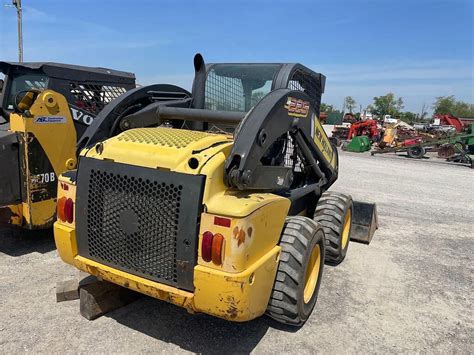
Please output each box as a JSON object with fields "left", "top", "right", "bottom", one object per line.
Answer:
{"left": 57, "top": 197, "right": 74, "bottom": 223}
{"left": 57, "top": 197, "right": 66, "bottom": 222}
{"left": 202, "top": 231, "right": 213, "bottom": 262}
{"left": 211, "top": 233, "right": 224, "bottom": 265}
{"left": 201, "top": 231, "right": 225, "bottom": 265}
{"left": 65, "top": 198, "right": 74, "bottom": 223}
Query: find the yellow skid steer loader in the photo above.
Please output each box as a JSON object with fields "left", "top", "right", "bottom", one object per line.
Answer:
{"left": 0, "top": 62, "right": 135, "bottom": 229}
{"left": 54, "top": 54, "right": 377, "bottom": 325}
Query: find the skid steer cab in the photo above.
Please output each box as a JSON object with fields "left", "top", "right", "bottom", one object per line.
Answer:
{"left": 54, "top": 54, "right": 378, "bottom": 326}
{"left": 0, "top": 62, "right": 135, "bottom": 229}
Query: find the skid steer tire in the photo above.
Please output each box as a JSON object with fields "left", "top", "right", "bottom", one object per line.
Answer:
{"left": 313, "top": 192, "right": 353, "bottom": 266}
{"left": 266, "top": 216, "right": 325, "bottom": 326}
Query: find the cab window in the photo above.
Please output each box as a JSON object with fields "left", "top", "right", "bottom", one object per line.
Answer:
{"left": 5, "top": 73, "right": 49, "bottom": 110}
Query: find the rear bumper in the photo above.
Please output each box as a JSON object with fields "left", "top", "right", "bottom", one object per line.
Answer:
{"left": 54, "top": 221, "right": 280, "bottom": 322}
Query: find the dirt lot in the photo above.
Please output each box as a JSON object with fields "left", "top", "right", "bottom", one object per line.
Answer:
{"left": 1, "top": 151, "right": 472, "bottom": 353}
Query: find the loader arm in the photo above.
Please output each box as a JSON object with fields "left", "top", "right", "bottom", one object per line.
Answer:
{"left": 225, "top": 89, "right": 337, "bottom": 191}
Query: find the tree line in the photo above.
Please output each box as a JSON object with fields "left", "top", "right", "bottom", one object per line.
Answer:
{"left": 321, "top": 95, "right": 474, "bottom": 124}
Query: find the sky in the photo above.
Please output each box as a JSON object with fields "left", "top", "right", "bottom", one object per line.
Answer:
{"left": 0, "top": 0, "right": 472, "bottom": 113}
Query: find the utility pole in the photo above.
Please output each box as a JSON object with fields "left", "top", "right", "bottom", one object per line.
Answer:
{"left": 13, "top": 0, "right": 23, "bottom": 62}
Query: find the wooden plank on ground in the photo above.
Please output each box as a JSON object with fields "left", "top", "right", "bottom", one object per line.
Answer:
{"left": 79, "top": 280, "right": 142, "bottom": 320}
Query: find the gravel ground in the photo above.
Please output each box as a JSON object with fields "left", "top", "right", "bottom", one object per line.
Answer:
{"left": 0, "top": 150, "right": 473, "bottom": 353}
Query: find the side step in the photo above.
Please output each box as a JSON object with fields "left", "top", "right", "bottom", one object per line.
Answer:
{"left": 350, "top": 201, "right": 378, "bottom": 244}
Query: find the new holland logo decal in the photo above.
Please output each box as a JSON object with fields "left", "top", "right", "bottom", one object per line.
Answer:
{"left": 34, "top": 116, "right": 67, "bottom": 124}
{"left": 284, "top": 97, "right": 310, "bottom": 118}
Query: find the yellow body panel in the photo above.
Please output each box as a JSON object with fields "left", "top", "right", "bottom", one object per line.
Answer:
{"left": 313, "top": 113, "right": 337, "bottom": 169}
{"left": 84, "top": 127, "right": 232, "bottom": 173}
{"left": 54, "top": 221, "right": 280, "bottom": 321}
{"left": 193, "top": 247, "right": 280, "bottom": 321}
{"left": 54, "top": 223, "right": 78, "bottom": 265}
{"left": 55, "top": 127, "right": 291, "bottom": 321}
{"left": 198, "top": 200, "right": 289, "bottom": 273}
{"left": 20, "top": 200, "right": 57, "bottom": 228}
{"left": 10, "top": 90, "right": 77, "bottom": 173}
{"left": 5, "top": 90, "right": 77, "bottom": 228}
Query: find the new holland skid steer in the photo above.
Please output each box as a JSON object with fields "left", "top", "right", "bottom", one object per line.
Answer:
{"left": 0, "top": 62, "right": 135, "bottom": 229}
{"left": 54, "top": 54, "right": 377, "bottom": 325}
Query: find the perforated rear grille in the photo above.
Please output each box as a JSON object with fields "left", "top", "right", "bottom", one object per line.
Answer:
{"left": 76, "top": 158, "right": 205, "bottom": 290}
{"left": 116, "top": 128, "right": 212, "bottom": 148}
{"left": 87, "top": 170, "right": 181, "bottom": 282}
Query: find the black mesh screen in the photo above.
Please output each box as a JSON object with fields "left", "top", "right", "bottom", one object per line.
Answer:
{"left": 287, "top": 69, "right": 323, "bottom": 113}
{"left": 204, "top": 69, "right": 245, "bottom": 112}
{"left": 69, "top": 83, "right": 128, "bottom": 115}
{"left": 76, "top": 158, "right": 204, "bottom": 291}
{"left": 288, "top": 69, "right": 315, "bottom": 96}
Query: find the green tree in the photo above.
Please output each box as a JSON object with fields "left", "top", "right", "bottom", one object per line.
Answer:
{"left": 344, "top": 96, "right": 357, "bottom": 113}
{"left": 433, "top": 96, "right": 474, "bottom": 116}
{"left": 320, "top": 103, "right": 335, "bottom": 113}
{"left": 371, "top": 93, "right": 404, "bottom": 117}
{"left": 432, "top": 96, "right": 456, "bottom": 115}
{"left": 396, "top": 97, "right": 404, "bottom": 112}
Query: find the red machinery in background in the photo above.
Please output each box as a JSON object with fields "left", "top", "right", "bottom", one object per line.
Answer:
{"left": 434, "top": 114, "right": 463, "bottom": 132}
{"left": 347, "top": 119, "right": 379, "bottom": 141}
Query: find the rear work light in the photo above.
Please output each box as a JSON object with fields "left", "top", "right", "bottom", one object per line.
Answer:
{"left": 57, "top": 196, "right": 74, "bottom": 223}
{"left": 201, "top": 231, "right": 225, "bottom": 265}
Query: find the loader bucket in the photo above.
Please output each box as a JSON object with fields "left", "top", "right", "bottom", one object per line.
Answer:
{"left": 350, "top": 201, "right": 378, "bottom": 244}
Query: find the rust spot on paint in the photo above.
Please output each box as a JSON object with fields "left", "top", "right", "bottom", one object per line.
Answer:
{"left": 247, "top": 227, "right": 253, "bottom": 238}
{"left": 225, "top": 296, "right": 240, "bottom": 319}
{"left": 232, "top": 226, "right": 246, "bottom": 246}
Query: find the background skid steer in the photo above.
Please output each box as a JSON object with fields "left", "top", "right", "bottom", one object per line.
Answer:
{"left": 0, "top": 62, "right": 135, "bottom": 229}
{"left": 54, "top": 54, "right": 377, "bottom": 325}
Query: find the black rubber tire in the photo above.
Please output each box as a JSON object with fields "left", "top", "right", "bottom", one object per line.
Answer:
{"left": 266, "top": 216, "right": 325, "bottom": 326}
{"left": 313, "top": 191, "right": 353, "bottom": 266}
{"left": 407, "top": 146, "right": 425, "bottom": 159}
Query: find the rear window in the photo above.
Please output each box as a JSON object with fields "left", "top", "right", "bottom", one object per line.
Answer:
{"left": 205, "top": 64, "right": 280, "bottom": 112}
{"left": 5, "top": 73, "right": 49, "bottom": 110}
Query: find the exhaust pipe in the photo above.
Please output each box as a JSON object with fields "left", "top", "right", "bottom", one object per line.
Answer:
{"left": 191, "top": 53, "right": 207, "bottom": 110}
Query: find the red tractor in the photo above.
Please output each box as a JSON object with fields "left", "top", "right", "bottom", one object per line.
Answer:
{"left": 347, "top": 119, "right": 380, "bottom": 141}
